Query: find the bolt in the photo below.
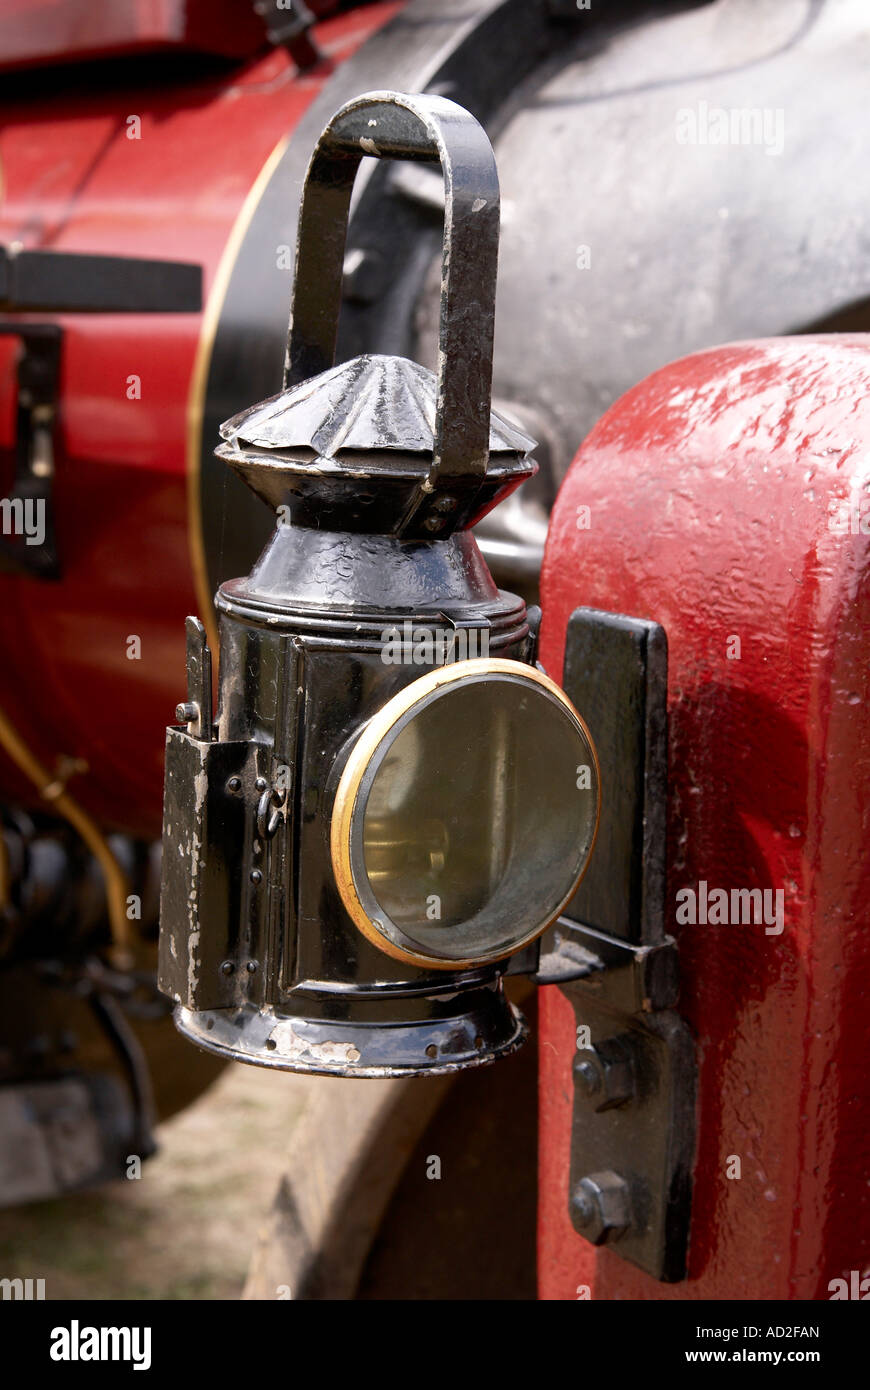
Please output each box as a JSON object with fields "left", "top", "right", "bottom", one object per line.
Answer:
{"left": 573, "top": 1035, "right": 637, "bottom": 1112}
{"left": 571, "top": 1171, "right": 632, "bottom": 1245}
{"left": 227, "top": 776, "right": 242, "bottom": 793}
{"left": 255, "top": 777, "right": 268, "bottom": 792}
{"left": 246, "top": 961, "right": 258, "bottom": 975}
{"left": 423, "top": 515, "right": 445, "bottom": 532}
{"left": 176, "top": 702, "right": 198, "bottom": 724}
{"left": 574, "top": 1059, "right": 602, "bottom": 1098}
{"left": 433, "top": 495, "right": 457, "bottom": 514}
{"left": 220, "top": 960, "right": 235, "bottom": 976}
{"left": 250, "top": 869, "right": 262, "bottom": 884}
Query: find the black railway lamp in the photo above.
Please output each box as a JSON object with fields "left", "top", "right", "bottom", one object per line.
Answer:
{"left": 158, "top": 90, "right": 600, "bottom": 1076}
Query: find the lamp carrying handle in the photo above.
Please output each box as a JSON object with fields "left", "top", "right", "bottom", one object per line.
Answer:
{"left": 285, "top": 90, "right": 500, "bottom": 488}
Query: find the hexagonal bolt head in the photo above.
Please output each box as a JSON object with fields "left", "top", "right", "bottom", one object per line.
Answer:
{"left": 571, "top": 1170, "right": 633, "bottom": 1245}
{"left": 573, "top": 1034, "right": 637, "bottom": 1112}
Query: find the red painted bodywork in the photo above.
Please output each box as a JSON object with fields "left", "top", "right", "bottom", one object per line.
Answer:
{"left": 1, "top": 0, "right": 265, "bottom": 69}
{"left": 538, "top": 337, "right": 870, "bottom": 1299}
{"left": 1, "top": 0, "right": 344, "bottom": 71}
{"left": 0, "top": 3, "right": 400, "bottom": 838}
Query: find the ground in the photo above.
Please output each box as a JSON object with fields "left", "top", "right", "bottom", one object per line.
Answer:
{"left": 0, "top": 1063, "right": 310, "bottom": 1301}
{"left": 0, "top": 995, "right": 538, "bottom": 1300}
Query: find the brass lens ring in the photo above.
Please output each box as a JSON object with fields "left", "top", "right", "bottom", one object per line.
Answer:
{"left": 330, "top": 657, "right": 600, "bottom": 970}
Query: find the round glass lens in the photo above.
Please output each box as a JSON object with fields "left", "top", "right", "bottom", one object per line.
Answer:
{"left": 346, "top": 669, "right": 598, "bottom": 964}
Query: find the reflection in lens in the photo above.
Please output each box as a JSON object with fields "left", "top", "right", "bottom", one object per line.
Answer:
{"left": 354, "top": 673, "right": 598, "bottom": 963}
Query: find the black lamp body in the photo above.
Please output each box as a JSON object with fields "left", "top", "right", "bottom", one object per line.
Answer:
{"left": 159, "top": 526, "right": 535, "bottom": 1075}
{"left": 157, "top": 91, "right": 594, "bottom": 1076}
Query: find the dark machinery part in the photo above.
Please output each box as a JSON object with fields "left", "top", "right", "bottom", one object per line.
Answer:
{"left": 0, "top": 957, "right": 161, "bottom": 1207}
{"left": 0, "top": 816, "right": 166, "bottom": 1206}
{"left": 253, "top": 0, "right": 323, "bottom": 70}
{"left": 0, "top": 811, "right": 161, "bottom": 962}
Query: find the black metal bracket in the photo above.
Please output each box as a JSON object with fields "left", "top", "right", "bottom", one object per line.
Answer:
{"left": 0, "top": 243, "right": 202, "bottom": 579}
{"left": 0, "top": 244, "right": 201, "bottom": 315}
{"left": 175, "top": 616, "right": 214, "bottom": 742}
{"left": 536, "top": 607, "right": 696, "bottom": 1282}
{"left": 253, "top": 0, "right": 322, "bottom": 70}
{"left": 0, "top": 322, "right": 62, "bottom": 579}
